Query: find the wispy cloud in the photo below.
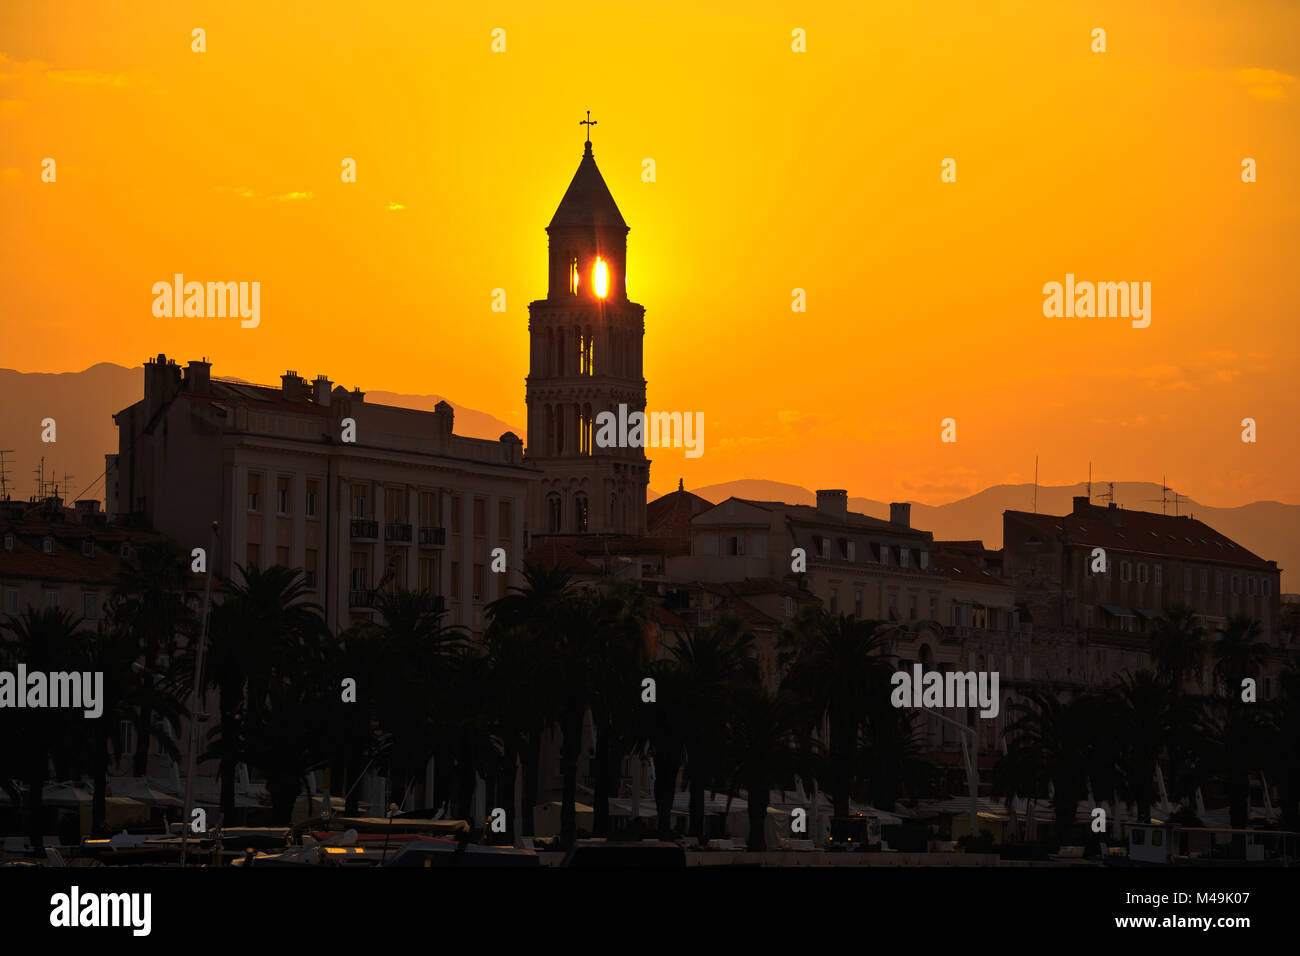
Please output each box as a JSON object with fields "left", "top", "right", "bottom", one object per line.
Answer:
{"left": 271, "top": 191, "right": 313, "bottom": 201}
{"left": 1235, "top": 67, "right": 1295, "bottom": 101}
{"left": 386, "top": 202, "right": 406, "bottom": 211}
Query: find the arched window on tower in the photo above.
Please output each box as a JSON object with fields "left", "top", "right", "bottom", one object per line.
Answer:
{"left": 555, "top": 404, "right": 565, "bottom": 456}
{"left": 547, "top": 493, "right": 562, "bottom": 533}
{"left": 569, "top": 254, "right": 579, "bottom": 295}
{"left": 574, "top": 493, "right": 589, "bottom": 533}
{"left": 581, "top": 403, "right": 593, "bottom": 455}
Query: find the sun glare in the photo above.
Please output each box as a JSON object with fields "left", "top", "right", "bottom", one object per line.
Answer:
{"left": 594, "top": 257, "right": 608, "bottom": 298}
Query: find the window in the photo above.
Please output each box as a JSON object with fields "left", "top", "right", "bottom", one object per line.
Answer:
{"left": 726, "top": 535, "right": 745, "bottom": 556}
{"left": 3, "top": 588, "right": 16, "bottom": 613}
{"left": 306, "top": 480, "right": 319, "bottom": 518}
{"left": 887, "top": 592, "right": 898, "bottom": 619}
{"left": 473, "top": 564, "right": 484, "bottom": 601}
{"left": 246, "top": 543, "right": 260, "bottom": 568}
{"left": 854, "top": 589, "right": 862, "bottom": 617}
{"left": 1120, "top": 560, "right": 1132, "bottom": 583}
{"left": 44, "top": 589, "right": 59, "bottom": 609}
{"left": 1231, "top": 574, "right": 1240, "bottom": 594}
{"left": 1263, "top": 579, "right": 1271, "bottom": 597}
{"left": 1215, "top": 570, "right": 1223, "bottom": 593}
{"left": 2, "top": 533, "right": 12, "bottom": 551}
{"left": 1152, "top": 829, "right": 1164, "bottom": 848}
{"left": 783, "top": 596, "right": 794, "bottom": 618}
{"left": 83, "top": 592, "right": 98, "bottom": 620}
{"left": 546, "top": 494, "right": 561, "bottom": 534}
{"left": 829, "top": 588, "right": 838, "bottom": 613}
{"left": 574, "top": 494, "right": 589, "bottom": 533}
{"left": 43, "top": 536, "right": 54, "bottom": 555}
{"left": 277, "top": 476, "right": 290, "bottom": 514}
{"left": 419, "top": 556, "right": 437, "bottom": 592}
{"left": 1247, "top": 577, "right": 1257, "bottom": 596}
{"left": 1137, "top": 563, "right": 1148, "bottom": 584}
{"left": 352, "top": 485, "right": 367, "bottom": 518}
{"left": 276, "top": 545, "right": 290, "bottom": 568}
{"left": 248, "top": 473, "right": 261, "bottom": 512}
{"left": 450, "top": 497, "right": 461, "bottom": 533}
{"left": 473, "top": 498, "right": 486, "bottom": 536}
{"left": 919, "top": 551, "right": 929, "bottom": 570}
{"left": 450, "top": 561, "right": 460, "bottom": 599}
{"left": 350, "top": 552, "right": 367, "bottom": 591}
{"left": 1183, "top": 568, "right": 1192, "bottom": 591}
{"left": 1133, "top": 829, "right": 1146, "bottom": 846}
{"left": 1200, "top": 569, "right": 1208, "bottom": 592}
{"left": 499, "top": 500, "right": 512, "bottom": 537}
{"left": 879, "top": 545, "right": 890, "bottom": 566}
{"left": 304, "top": 549, "right": 318, "bottom": 588}
{"left": 1085, "top": 605, "right": 1095, "bottom": 628}
{"left": 1153, "top": 564, "right": 1162, "bottom": 587}
{"left": 900, "top": 549, "right": 911, "bottom": 569}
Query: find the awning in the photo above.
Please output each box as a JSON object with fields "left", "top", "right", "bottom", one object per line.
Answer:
{"left": 1099, "top": 605, "right": 1135, "bottom": 618}
{"left": 1135, "top": 608, "right": 1163, "bottom": 621}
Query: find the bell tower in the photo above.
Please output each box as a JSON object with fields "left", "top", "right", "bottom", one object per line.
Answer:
{"left": 525, "top": 118, "right": 649, "bottom": 536}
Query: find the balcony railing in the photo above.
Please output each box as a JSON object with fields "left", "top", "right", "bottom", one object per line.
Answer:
{"left": 385, "top": 522, "right": 412, "bottom": 542}
{"left": 348, "top": 589, "right": 375, "bottom": 608}
{"left": 418, "top": 526, "right": 446, "bottom": 547}
{"left": 350, "top": 519, "right": 378, "bottom": 539}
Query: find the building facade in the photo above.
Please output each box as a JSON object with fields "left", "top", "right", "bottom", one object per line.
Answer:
{"left": 109, "top": 355, "right": 535, "bottom": 634}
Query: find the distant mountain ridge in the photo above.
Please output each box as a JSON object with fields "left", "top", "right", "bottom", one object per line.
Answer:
{"left": 0, "top": 363, "right": 522, "bottom": 505}
{"left": 662, "top": 479, "right": 1298, "bottom": 592}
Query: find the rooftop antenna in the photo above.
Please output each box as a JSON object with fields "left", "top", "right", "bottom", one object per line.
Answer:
{"left": 1144, "top": 475, "right": 1186, "bottom": 516}
{"left": 0, "top": 450, "right": 13, "bottom": 501}
{"left": 1087, "top": 462, "right": 1091, "bottom": 501}
{"left": 1033, "top": 456, "right": 1038, "bottom": 514}
{"left": 1097, "top": 481, "right": 1115, "bottom": 505}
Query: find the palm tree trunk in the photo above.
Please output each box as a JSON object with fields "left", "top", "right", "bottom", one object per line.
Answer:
{"left": 747, "top": 780, "right": 767, "bottom": 851}
{"left": 592, "top": 723, "right": 612, "bottom": 838}
{"left": 133, "top": 694, "right": 153, "bottom": 777}
{"left": 522, "top": 734, "right": 541, "bottom": 838}
{"left": 560, "top": 705, "right": 583, "bottom": 847}
{"left": 690, "top": 776, "right": 706, "bottom": 842}
{"left": 92, "top": 717, "right": 109, "bottom": 836}
{"left": 653, "top": 748, "right": 678, "bottom": 839}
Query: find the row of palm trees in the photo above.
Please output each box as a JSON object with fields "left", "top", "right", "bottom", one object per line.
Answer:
{"left": 3, "top": 539, "right": 1297, "bottom": 851}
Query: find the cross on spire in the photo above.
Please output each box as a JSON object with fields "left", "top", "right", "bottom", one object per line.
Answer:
{"left": 579, "top": 110, "right": 597, "bottom": 143}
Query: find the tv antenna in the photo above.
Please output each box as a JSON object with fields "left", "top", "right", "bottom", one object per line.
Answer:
{"left": 0, "top": 450, "right": 13, "bottom": 501}
{"left": 1097, "top": 481, "right": 1115, "bottom": 505}
{"left": 1145, "top": 475, "right": 1187, "bottom": 516}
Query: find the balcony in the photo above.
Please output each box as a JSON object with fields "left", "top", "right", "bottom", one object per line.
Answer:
{"left": 348, "top": 589, "right": 375, "bottom": 608}
{"left": 385, "top": 522, "right": 412, "bottom": 543}
{"left": 350, "top": 519, "right": 378, "bottom": 539}
{"left": 418, "top": 526, "right": 446, "bottom": 547}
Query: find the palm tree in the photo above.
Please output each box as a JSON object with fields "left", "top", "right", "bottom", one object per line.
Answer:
{"left": 639, "top": 656, "right": 690, "bottom": 839}
{"left": 1150, "top": 602, "right": 1206, "bottom": 690}
{"left": 1211, "top": 615, "right": 1270, "bottom": 699}
{"left": 998, "top": 686, "right": 1103, "bottom": 845}
{"left": 372, "top": 589, "right": 465, "bottom": 812}
{"left": 487, "top": 562, "right": 583, "bottom": 844}
{"left": 585, "top": 581, "right": 651, "bottom": 837}
{"left": 0, "top": 607, "right": 88, "bottom": 850}
{"left": 108, "top": 537, "right": 197, "bottom": 777}
{"left": 727, "top": 684, "right": 799, "bottom": 850}
{"left": 779, "top": 608, "right": 894, "bottom": 817}
{"left": 1108, "top": 670, "right": 1176, "bottom": 823}
{"left": 201, "top": 563, "right": 324, "bottom": 819}
{"left": 672, "top": 615, "right": 758, "bottom": 841}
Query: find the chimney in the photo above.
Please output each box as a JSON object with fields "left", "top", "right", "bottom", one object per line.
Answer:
{"left": 816, "top": 489, "right": 847, "bottom": 519}
{"left": 185, "top": 358, "right": 211, "bottom": 394}
{"left": 312, "top": 375, "right": 333, "bottom": 406}
{"left": 281, "top": 370, "right": 308, "bottom": 402}
{"left": 889, "top": 502, "right": 911, "bottom": 528}
{"left": 144, "top": 353, "right": 182, "bottom": 418}
{"left": 1107, "top": 501, "right": 1122, "bottom": 526}
{"left": 1072, "top": 495, "right": 1091, "bottom": 515}
{"left": 433, "top": 400, "right": 455, "bottom": 442}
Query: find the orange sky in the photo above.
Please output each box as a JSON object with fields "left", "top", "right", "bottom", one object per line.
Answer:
{"left": 2, "top": 0, "right": 1297, "bottom": 506}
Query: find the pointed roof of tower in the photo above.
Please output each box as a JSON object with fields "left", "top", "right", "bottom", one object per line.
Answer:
{"left": 548, "top": 141, "right": 628, "bottom": 232}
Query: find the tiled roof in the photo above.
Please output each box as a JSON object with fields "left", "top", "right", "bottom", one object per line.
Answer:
{"left": 647, "top": 487, "right": 712, "bottom": 540}
{"left": 523, "top": 539, "right": 601, "bottom": 575}
{"left": 1006, "top": 507, "right": 1277, "bottom": 570}
{"left": 930, "top": 549, "right": 1013, "bottom": 589}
